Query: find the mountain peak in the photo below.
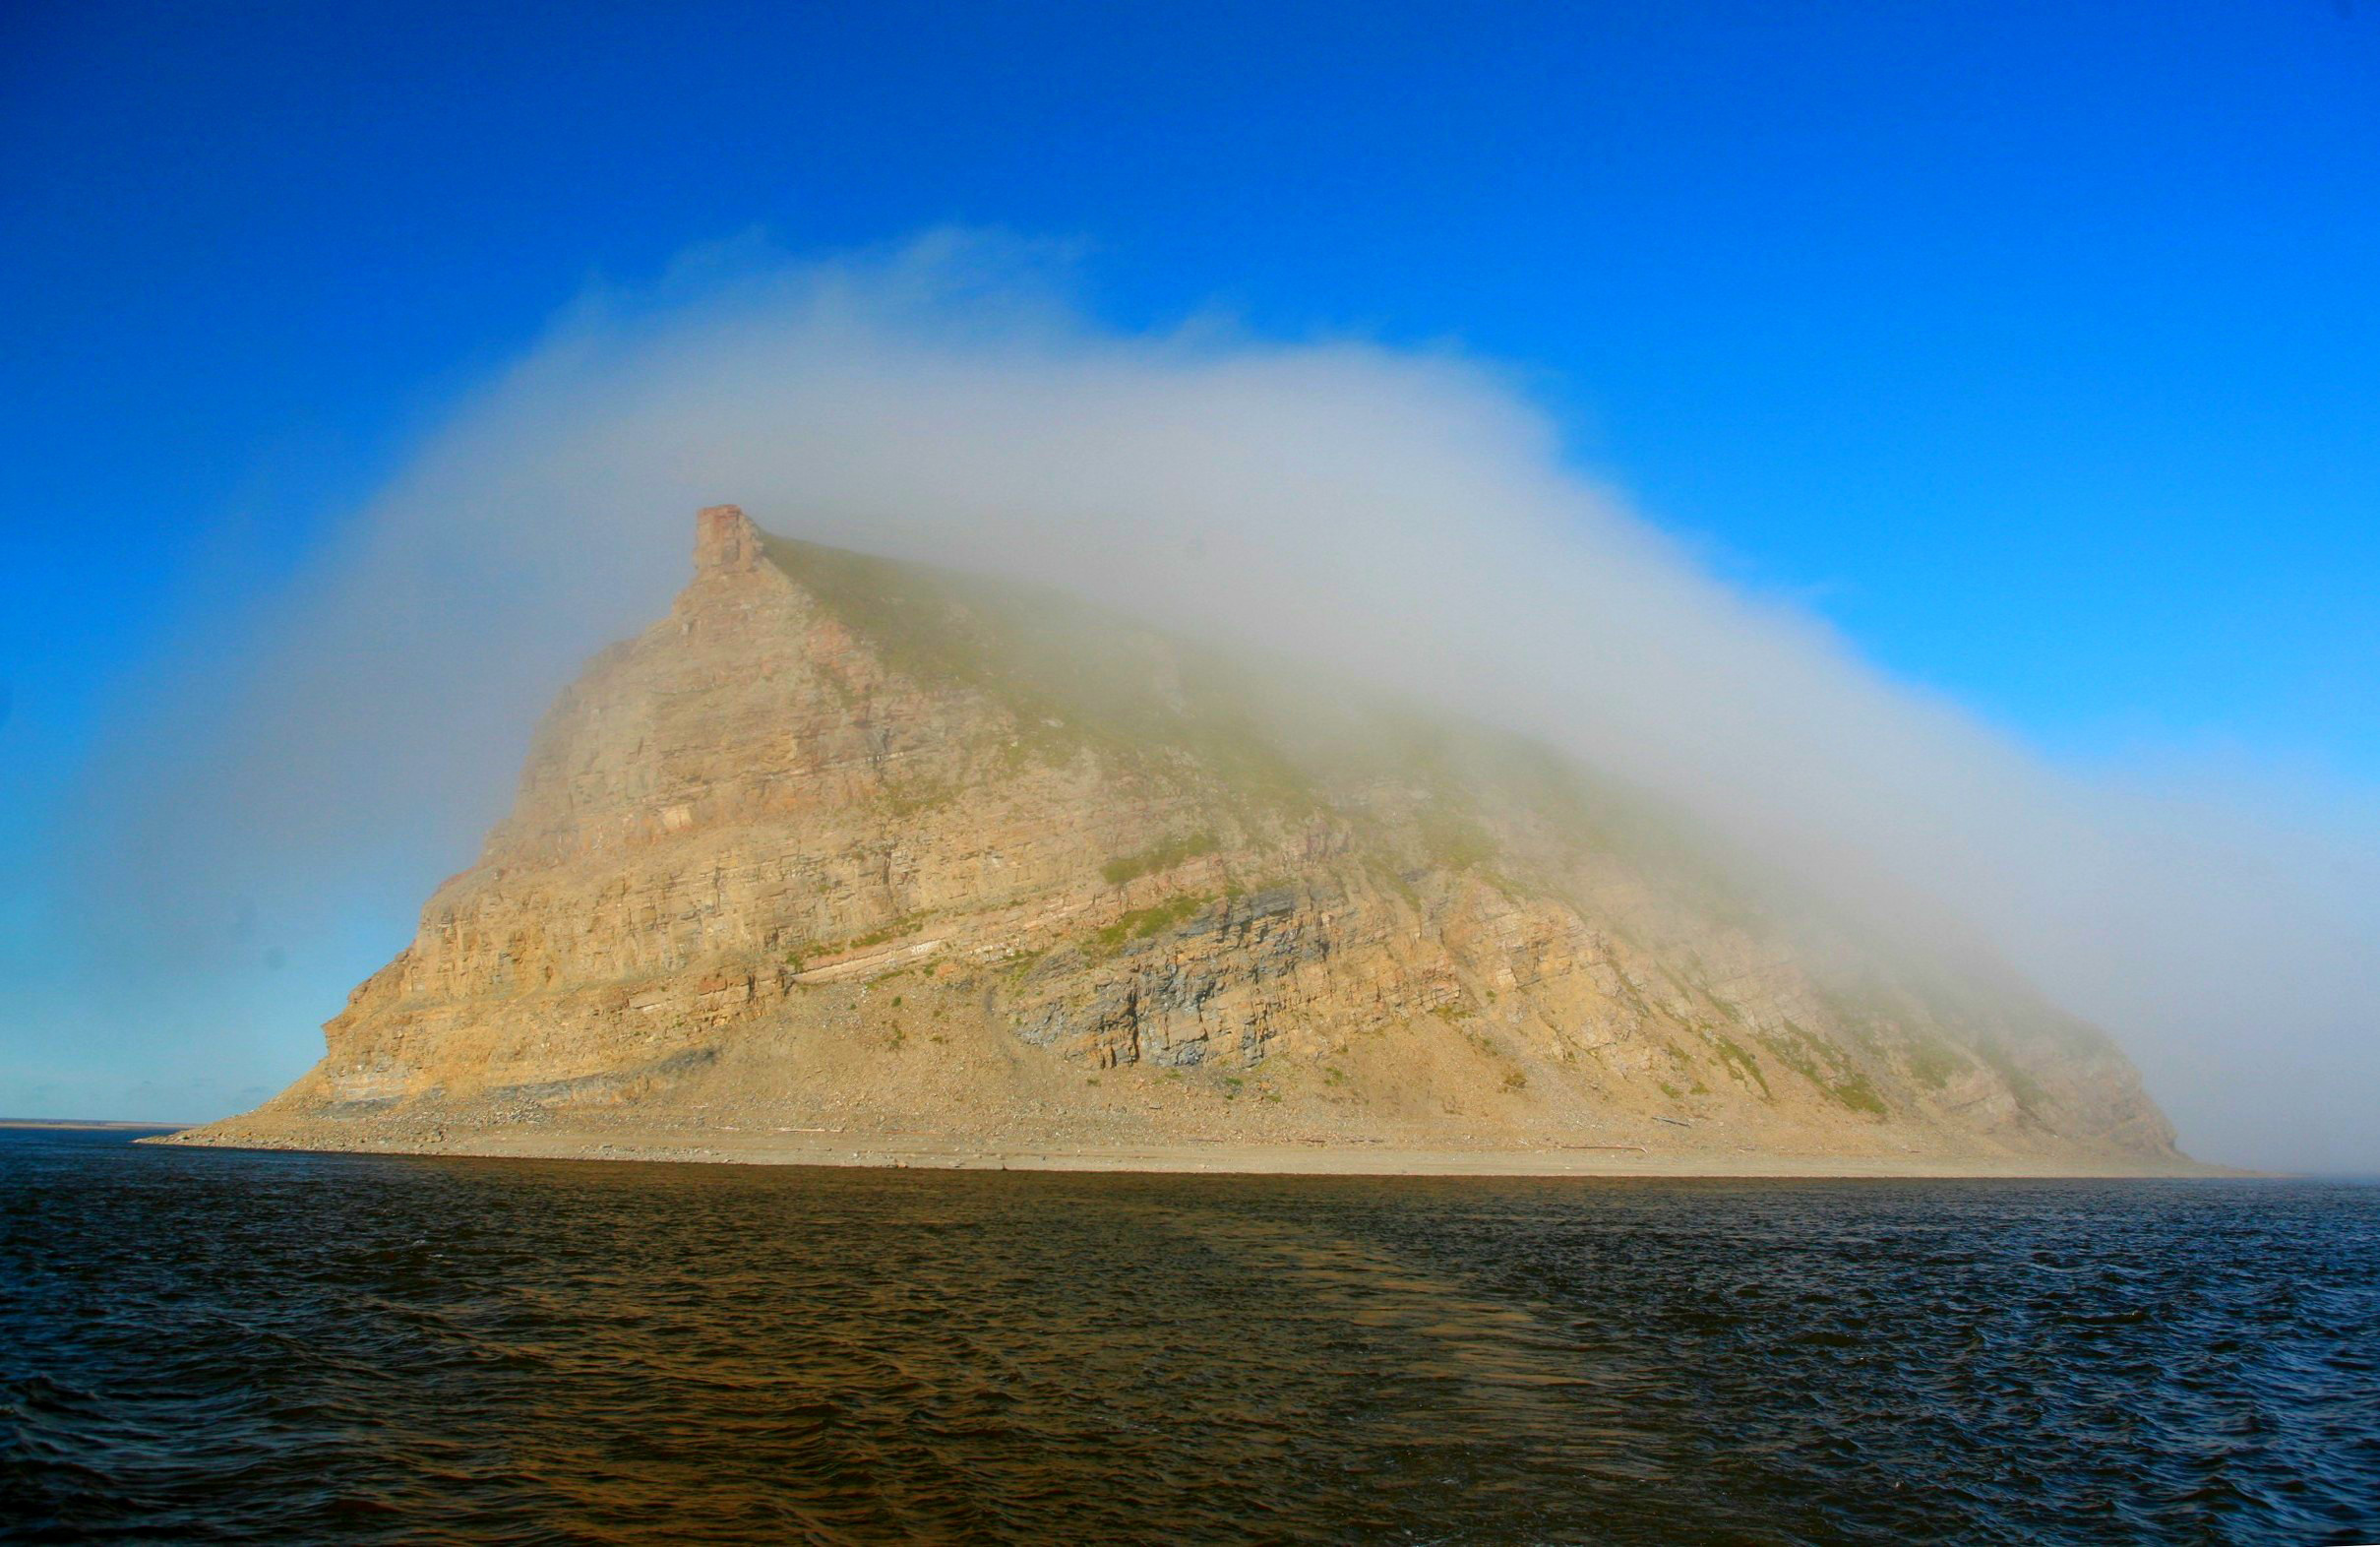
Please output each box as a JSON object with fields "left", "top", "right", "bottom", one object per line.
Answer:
{"left": 161, "top": 504, "right": 2184, "bottom": 1172}
{"left": 694, "top": 502, "right": 763, "bottom": 575}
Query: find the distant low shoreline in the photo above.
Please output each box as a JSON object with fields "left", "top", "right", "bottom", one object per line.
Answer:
{"left": 146, "top": 1123, "right": 2243, "bottom": 1179}
{"left": 5, "top": 1118, "right": 188, "bottom": 1132}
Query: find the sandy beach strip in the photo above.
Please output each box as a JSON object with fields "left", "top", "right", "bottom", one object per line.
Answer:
{"left": 145, "top": 1123, "right": 2236, "bottom": 1179}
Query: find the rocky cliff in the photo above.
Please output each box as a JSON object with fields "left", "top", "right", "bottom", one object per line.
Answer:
{"left": 178, "top": 506, "right": 2182, "bottom": 1168}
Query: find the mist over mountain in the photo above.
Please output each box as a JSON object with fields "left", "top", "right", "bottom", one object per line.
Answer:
{"left": 165, "top": 504, "right": 2181, "bottom": 1169}
{"left": 69, "top": 236, "right": 2380, "bottom": 1170}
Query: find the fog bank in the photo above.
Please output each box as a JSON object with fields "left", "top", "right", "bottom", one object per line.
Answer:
{"left": 82, "top": 233, "right": 2380, "bottom": 1169}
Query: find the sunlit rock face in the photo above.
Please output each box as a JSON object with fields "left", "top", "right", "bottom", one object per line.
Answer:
{"left": 209, "top": 506, "right": 2179, "bottom": 1163}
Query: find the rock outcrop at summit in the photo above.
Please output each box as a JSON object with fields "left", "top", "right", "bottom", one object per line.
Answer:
{"left": 176, "top": 506, "right": 2182, "bottom": 1167}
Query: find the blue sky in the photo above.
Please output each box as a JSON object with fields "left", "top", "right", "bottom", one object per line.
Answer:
{"left": 2, "top": 0, "right": 2375, "bottom": 1131}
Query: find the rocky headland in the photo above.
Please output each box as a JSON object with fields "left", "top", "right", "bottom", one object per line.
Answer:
{"left": 161, "top": 506, "right": 2190, "bottom": 1174}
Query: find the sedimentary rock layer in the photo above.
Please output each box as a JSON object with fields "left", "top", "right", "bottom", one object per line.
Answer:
{"left": 177, "top": 506, "right": 2180, "bottom": 1167}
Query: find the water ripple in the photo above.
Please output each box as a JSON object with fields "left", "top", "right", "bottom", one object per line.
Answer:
{"left": 3, "top": 1131, "right": 2375, "bottom": 1544}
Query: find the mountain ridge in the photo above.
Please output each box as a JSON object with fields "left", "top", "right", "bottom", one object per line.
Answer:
{"left": 165, "top": 505, "right": 2185, "bottom": 1171}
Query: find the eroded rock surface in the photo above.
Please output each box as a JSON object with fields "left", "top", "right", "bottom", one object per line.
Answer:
{"left": 179, "top": 506, "right": 2181, "bottom": 1166}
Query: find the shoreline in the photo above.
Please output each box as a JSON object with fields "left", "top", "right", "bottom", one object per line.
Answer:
{"left": 5, "top": 1118, "right": 188, "bottom": 1132}
{"left": 145, "top": 1124, "right": 2245, "bottom": 1179}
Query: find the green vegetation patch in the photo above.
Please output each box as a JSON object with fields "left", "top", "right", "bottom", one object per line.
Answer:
{"left": 1905, "top": 1035, "right": 1969, "bottom": 1090}
{"left": 1091, "top": 894, "right": 1211, "bottom": 954}
{"left": 1756, "top": 1028, "right": 1825, "bottom": 1086}
{"left": 1968, "top": 1035, "right": 2049, "bottom": 1118}
{"left": 1830, "top": 1072, "right": 1888, "bottom": 1115}
{"left": 1101, "top": 832, "right": 1219, "bottom": 886}
{"left": 822, "top": 913, "right": 928, "bottom": 957}
{"left": 1364, "top": 855, "right": 1423, "bottom": 910}
{"left": 880, "top": 782, "right": 956, "bottom": 820}
{"left": 1754, "top": 1024, "right": 1890, "bottom": 1115}
{"left": 1707, "top": 1032, "right": 1773, "bottom": 1098}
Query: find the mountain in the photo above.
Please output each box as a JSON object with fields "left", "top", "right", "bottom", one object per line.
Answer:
{"left": 167, "top": 506, "right": 2182, "bottom": 1171}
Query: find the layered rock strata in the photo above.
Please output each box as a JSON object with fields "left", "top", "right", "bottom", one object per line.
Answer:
{"left": 177, "top": 506, "right": 2181, "bottom": 1167}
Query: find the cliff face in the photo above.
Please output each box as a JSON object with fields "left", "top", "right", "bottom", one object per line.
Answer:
{"left": 200, "top": 506, "right": 2179, "bottom": 1164}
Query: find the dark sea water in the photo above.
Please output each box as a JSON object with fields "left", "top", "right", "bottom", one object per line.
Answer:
{"left": 2, "top": 1130, "right": 2375, "bottom": 1546}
